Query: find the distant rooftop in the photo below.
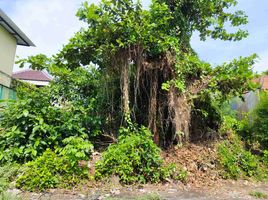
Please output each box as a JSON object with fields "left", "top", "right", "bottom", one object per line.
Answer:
{"left": 0, "top": 9, "right": 35, "bottom": 46}
{"left": 254, "top": 75, "right": 268, "bottom": 90}
{"left": 12, "top": 69, "right": 52, "bottom": 82}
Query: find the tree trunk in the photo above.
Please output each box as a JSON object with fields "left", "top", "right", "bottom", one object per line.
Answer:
{"left": 167, "top": 86, "right": 191, "bottom": 144}
{"left": 120, "top": 56, "right": 130, "bottom": 119}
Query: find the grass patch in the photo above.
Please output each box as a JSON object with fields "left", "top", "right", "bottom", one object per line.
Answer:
{"left": 0, "top": 163, "right": 20, "bottom": 193}
{"left": 136, "top": 194, "right": 161, "bottom": 200}
{"left": 249, "top": 191, "right": 268, "bottom": 199}
{"left": 0, "top": 192, "right": 22, "bottom": 200}
{"left": 105, "top": 193, "right": 162, "bottom": 200}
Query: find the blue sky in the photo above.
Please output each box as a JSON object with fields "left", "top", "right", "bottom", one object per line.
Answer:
{"left": 0, "top": 0, "right": 267, "bottom": 72}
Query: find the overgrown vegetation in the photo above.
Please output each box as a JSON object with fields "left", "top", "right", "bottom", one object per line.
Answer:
{"left": 246, "top": 91, "right": 268, "bottom": 149}
{"left": 16, "top": 149, "right": 89, "bottom": 191}
{"left": 0, "top": 0, "right": 267, "bottom": 193}
{"left": 0, "top": 163, "right": 20, "bottom": 193}
{"left": 0, "top": 68, "right": 97, "bottom": 191}
{"left": 217, "top": 95, "right": 268, "bottom": 180}
{"left": 95, "top": 127, "right": 168, "bottom": 184}
{"left": 0, "top": 66, "right": 100, "bottom": 164}
{"left": 18, "top": 0, "right": 256, "bottom": 147}
{"left": 218, "top": 135, "right": 261, "bottom": 179}
{"left": 0, "top": 192, "right": 21, "bottom": 200}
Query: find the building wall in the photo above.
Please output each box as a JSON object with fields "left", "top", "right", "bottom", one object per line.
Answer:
{"left": 0, "top": 26, "right": 17, "bottom": 87}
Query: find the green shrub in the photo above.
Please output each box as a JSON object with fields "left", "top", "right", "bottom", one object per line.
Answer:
{"left": 95, "top": 127, "right": 166, "bottom": 184}
{"left": 16, "top": 149, "right": 88, "bottom": 191}
{"left": 163, "top": 163, "right": 188, "bottom": 183}
{"left": 218, "top": 141, "right": 241, "bottom": 179}
{"left": 0, "top": 192, "right": 22, "bottom": 200}
{"left": 0, "top": 84, "right": 98, "bottom": 164}
{"left": 263, "top": 150, "right": 268, "bottom": 165}
{"left": 219, "top": 115, "right": 243, "bottom": 135}
{"left": 57, "top": 136, "right": 93, "bottom": 167}
{"left": 218, "top": 135, "right": 260, "bottom": 179}
{"left": 0, "top": 163, "right": 20, "bottom": 193}
{"left": 248, "top": 91, "right": 268, "bottom": 149}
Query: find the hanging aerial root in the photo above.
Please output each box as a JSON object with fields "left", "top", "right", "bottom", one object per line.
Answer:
{"left": 148, "top": 69, "right": 159, "bottom": 145}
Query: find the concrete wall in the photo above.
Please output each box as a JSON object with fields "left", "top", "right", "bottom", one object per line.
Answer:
{"left": 231, "top": 91, "right": 260, "bottom": 120}
{"left": 0, "top": 26, "right": 17, "bottom": 87}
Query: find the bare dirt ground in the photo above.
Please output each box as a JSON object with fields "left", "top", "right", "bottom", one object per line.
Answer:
{"left": 10, "top": 180, "right": 268, "bottom": 200}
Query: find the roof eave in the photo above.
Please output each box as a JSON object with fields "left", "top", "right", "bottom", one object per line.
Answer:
{"left": 0, "top": 9, "right": 35, "bottom": 47}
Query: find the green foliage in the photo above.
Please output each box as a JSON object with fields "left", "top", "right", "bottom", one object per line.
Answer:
{"left": 249, "top": 191, "right": 268, "bottom": 199}
{"left": 159, "top": 0, "right": 248, "bottom": 43}
{"left": 208, "top": 54, "right": 257, "bottom": 103}
{"left": 14, "top": 0, "right": 257, "bottom": 147}
{"left": 219, "top": 115, "right": 244, "bottom": 136}
{"left": 0, "top": 192, "right": 22, "bottom": 200}
{"left": 95, "top": 127, "right": 166, "bottom": 184}
{"left": 218, "top": 135, "right": 260, "bottom": 179}
{"left": 57, "top": 136, "right": 93, "bottom": 167}
{"left": 263, "top": 150, "right": 268, "bottom": 165}
{"left": 191, "top": 93, "right": 222, "bottom": 139}
{"left": 0, "top": 87, "right": 84, "bottom": 163}
{"left": 16, "top": 149, "right": 88, "bottom": 191}
{"left": 0, "top": 163, "right": 20, "bottom": 193}
{"left": 262, "top": 70, "right": 268, "bottom": 76}
{"left": 73, "top": 0, "right": 249, "bottom": 64}
{"left": 0, "top": 66, "right": 101, "bottom": 164}
{"left": 164, "top": 163, "right": 188, "bottom": 183}
{"left": 16, "top": 54, "right": 51, "bottom": 70}
{"left": 0, "top": 0, "right": 258, "bottom": 191}
{"left": 248, "top": 91, "right": 268, "bottom": 149}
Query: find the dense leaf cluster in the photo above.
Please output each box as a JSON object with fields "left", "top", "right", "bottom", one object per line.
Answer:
{"left": 16, "top": 149, "right": 89, "bottom": 191}
{"left": 218, "top": 136, "right": 260, "bottom": 179}
{"left": 95, "top": 127, "right": 168, "bottom": 184}
{"left": 249, "top": 91, "right": 268, "bottom": 148}
{"left": 0, "top": 67, "right": 100, "bottom": 163}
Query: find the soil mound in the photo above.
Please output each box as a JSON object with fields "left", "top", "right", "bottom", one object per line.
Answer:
{"left": 162, "top": 142, "right": 221, "bottom": 187}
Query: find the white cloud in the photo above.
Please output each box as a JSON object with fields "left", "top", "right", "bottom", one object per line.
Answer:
{"left": 9, "top": 0, "right": 152, "bottom": 72}
{"left": 9, "top": 0, "right": 87, "bottom": 71}
{"left": 254, "top": 51, "right": 268, "bottom": 73}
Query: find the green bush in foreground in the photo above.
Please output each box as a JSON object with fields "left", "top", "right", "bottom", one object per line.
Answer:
{"left": 0, "top": 163, "right": 20, "bottom": 193}
{"left": 16, "top": 149, "right": 89, "bottom": 191}
{"left": 95, "top": 127, "right": 168, "bottom": 184}
{"left": 217, "top": 135, "right": 261, "bottom": 179}
{"left": 57, "top": 136, "right": 93, "bottom": 167}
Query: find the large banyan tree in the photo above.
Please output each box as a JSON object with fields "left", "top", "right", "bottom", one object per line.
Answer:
{"left": 23, "top": 0, "right": 257, "bottom": 148}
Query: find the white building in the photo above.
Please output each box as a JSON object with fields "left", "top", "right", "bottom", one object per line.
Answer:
{"left": 0, "top": 9, "right": 34, "bottom": 99}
